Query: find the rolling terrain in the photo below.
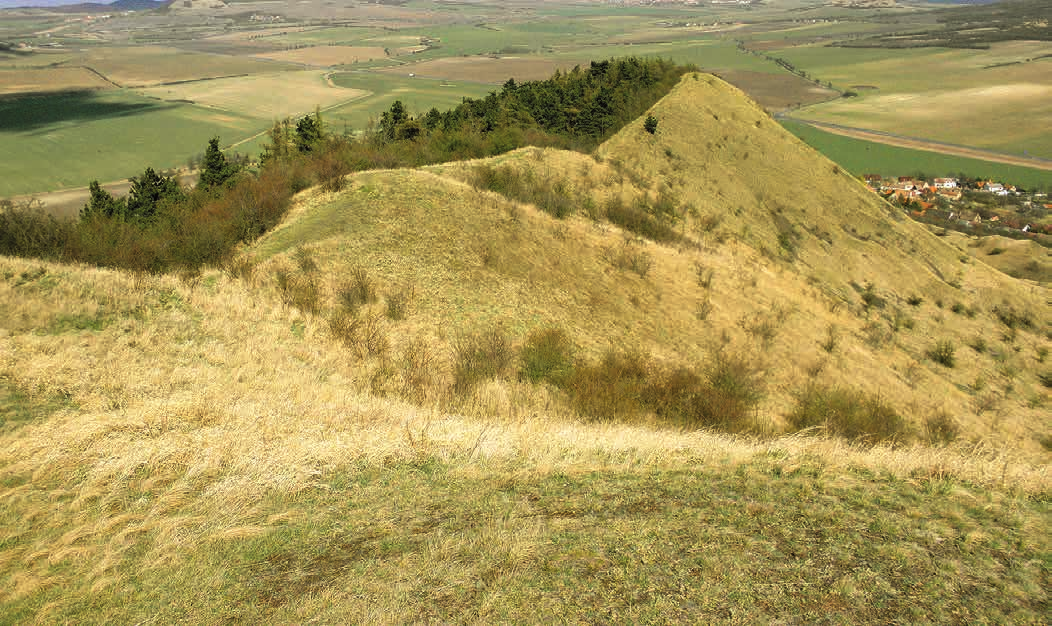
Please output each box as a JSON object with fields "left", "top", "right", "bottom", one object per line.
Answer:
{"left": 0, "top": 74, "right": 1049, "bottom": 622}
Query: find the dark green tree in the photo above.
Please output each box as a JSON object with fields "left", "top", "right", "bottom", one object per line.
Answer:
{"left": 199, "top": 137, "right": 239, "bottom": 189}
{"left": 81, "top": 181, "right": 126, "bottom": 221}
{"left": 126, "top": 167, "right": 182, "bottom": 221}
{"left": 644, "top": 114, "right": 658, "bottom": 134}
{"left": 379, "top": 100, "right": 410, "bottom": 141}
{"left": 294, "top": 111, "right": 324, "bottom": 153}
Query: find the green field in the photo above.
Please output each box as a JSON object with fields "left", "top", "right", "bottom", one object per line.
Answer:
{"left": 781, "top": 120, "right": 1052, "bottom": 191}
{"left": 0, "top": 90, "right": 258, "bottom": 196}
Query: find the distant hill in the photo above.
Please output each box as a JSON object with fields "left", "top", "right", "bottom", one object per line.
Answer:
{"left": 34, "top": 0, "right": 166, "bottom": 12}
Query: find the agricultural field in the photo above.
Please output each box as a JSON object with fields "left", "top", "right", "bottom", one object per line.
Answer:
{"left": 68, "top": 46, "right": 297, "bottom": 87}
{"left": 771, "top": 42, "right": 1052, "bottom": 157}
{"left": 137, "top": 71, "right": 368, "bottom": 122}
{"left": 253, "top": 46, "right": 401, "bottom": 67}
{"left": 0, "top": 66, "right": 112, "bottom": 95}
{"left": 378, "top": 56, "right": 584, "bottom": 84}
{"left": 781, "top": 120, "right": 1052, "bottom": 191}
{"left": 0, "top": 89, "right": 257, "bottom": 197}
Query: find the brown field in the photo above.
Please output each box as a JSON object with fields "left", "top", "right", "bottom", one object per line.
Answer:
{"left": 0, "top": 67, "right": 113, "bottom": 95}
{"left": 72, "top": 46, "right": 296, "bottom": 87}
{"left": 254, "top": 45, "right": 397, "bottom": 67}
{"left": 137, "top": 71, "right": 368, "bottom": 121}
{"left": 380, "top": 55, "right": 585, "bottom": 84}
{"left": 715, "top": 69, "right": 838, "bottom": 111}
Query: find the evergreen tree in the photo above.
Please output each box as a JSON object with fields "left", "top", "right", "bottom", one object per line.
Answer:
{"left": 199, "top": 137, "right": 239, "bottom": 189}
{"left": 126, "top": 168, "right": 182, "bottom": 222}
{"left": 644, "top": 114, "right": 658, "bottom": 134}
{"left": 294, "top": 110, "right": 324, "bottom": 153}
{"left": 81, "top": 181, "right": 125, "bottom": 221}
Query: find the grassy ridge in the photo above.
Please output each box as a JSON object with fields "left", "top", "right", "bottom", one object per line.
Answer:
{"left": 781, "top": 120, "right": 1052, "bottom": 190}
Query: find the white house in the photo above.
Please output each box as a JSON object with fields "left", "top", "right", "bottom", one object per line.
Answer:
{"left": 933, "top": 178, "right": 957, "bottom": 189}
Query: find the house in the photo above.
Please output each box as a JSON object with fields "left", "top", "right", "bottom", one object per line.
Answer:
{"left": 985, "top": 182, "right": 1004, "bottom": 193}
{"left": 863, "top": 174, "right": 883, "bottom": 184}
{"left": 934, "top": 178, "right": 957, "bottom": 189}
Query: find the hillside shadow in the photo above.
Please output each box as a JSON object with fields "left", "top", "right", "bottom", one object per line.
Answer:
{"left": 0, "top": 89, "right": 177, "bottom": 134}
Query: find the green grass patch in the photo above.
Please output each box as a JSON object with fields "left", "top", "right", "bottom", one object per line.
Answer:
{"left": 0, "top": 381, "right": 71, "bottom": 433}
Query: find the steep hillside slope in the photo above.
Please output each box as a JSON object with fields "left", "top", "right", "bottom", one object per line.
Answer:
{"left": 0, "top": 74, "right": 1049, "bottom": 622}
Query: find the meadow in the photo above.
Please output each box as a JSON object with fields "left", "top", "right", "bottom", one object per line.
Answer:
{"left": 781, "top": 120, "right": 1052, "bottom": 190}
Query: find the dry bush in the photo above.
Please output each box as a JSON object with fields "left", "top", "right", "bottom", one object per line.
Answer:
{"left": 399, "top": 339, "right": 439, "bottom": 402}
{"left": 385, "top": 284, "right": 414, "bottom": 321}
{"left": 927, "top": 339, "right": 956, "bottom": 368}
{"left": 603, "top": 195, "right": 681, "bottom": 243}
{"left": 337, "top": 267, "right": 377, "bottom": 313}
{"left": 924, "top": 410, "right": 960, "bottom": 446}
{"left": 787, "top": 384, "right": 913, "bottom": 446}
{"left": 452, "top": 327, "right": 514, "bottom": 394}
{"left": 602, "top": 240, "right": 653, "bottom": 278}
{"left": 275, "top": 266, "right": 321, "bottom": 315}
{"left": 565, "top": 349, "right": 651, "bottom": 421}
{"left": 328, "top": 310, "right": 389, "bottom": 359}
{"left": 519, "top": 327, "right": 575, "bottom": 385}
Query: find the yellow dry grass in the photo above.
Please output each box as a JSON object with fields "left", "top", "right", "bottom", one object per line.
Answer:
{"left": 137, "top": 71, "right": 369, "bottom": 121}
{"left": 0, "top": 67, "right": 113, "bottom": 95}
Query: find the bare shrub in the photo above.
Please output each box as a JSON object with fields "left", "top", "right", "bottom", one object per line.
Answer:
{"left": 565, "top": 349, "right": 650, "bottom": 421}
{"left": 787, "top": 384, "right": 913, "bottom": 446}
{"left": 452, "top": 327, "right": 514, "bottom": 394}
{"left": 385, "top": 284, "right": 414, "bottom": 321}
{"left": 328, "top": 310, "right": 388, "bottom": 359}
{"left": 603, "top": 240, "right": 653, "bottom": 278}
{"left": 337, "top": 267, "right": 376, "bottom": 313}
{"left": 924, "top": 410, "right": 960, "bottom": 446}
{"left": 400, "top": 339, "right": 439, "bottom": 402}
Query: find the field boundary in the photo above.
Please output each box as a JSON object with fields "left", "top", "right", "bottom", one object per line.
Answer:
{"left": 780, "top": 116, "right": 1052, "bottom": 172}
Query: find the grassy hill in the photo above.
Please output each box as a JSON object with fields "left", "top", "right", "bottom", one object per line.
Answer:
{"left": 0, "top": 74, "right": 1048, "bottom": 622}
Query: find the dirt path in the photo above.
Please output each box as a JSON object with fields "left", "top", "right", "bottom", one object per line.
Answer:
{"left": 783, "top": 117, "right": 1052, "bottom": 172}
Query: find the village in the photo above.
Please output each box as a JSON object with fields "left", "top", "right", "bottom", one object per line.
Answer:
{"left": 863, "top": 174, "right": 1052, "bottom": 241}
